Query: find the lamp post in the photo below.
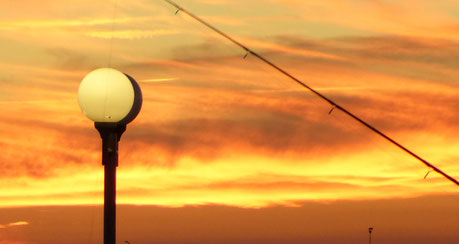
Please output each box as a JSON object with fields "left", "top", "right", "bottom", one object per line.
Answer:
{"left": 78, "top": 68, "right": 142, "bottom": 244}
{"left": 369, "top": 227, "right": 374, "bottom": 244}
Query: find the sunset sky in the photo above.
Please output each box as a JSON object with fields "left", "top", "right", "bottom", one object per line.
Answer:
{"left": 1, "top": 0, "right": 458, "bottom": 243}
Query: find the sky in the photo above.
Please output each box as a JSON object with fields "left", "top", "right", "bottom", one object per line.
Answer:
{"left": 0, "top": 0, "right": 458, "bottom": 243}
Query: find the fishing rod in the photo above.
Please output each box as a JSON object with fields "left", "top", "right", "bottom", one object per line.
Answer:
{"left": 163, "top": 0, "right": 459, "bottom": 187}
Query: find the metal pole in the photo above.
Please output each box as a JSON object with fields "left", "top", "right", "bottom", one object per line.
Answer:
{"left": 104, "top": 139, "right": 116, "bottom": 244}
{"left": 96, "top": 123, "right": 126, "bottom": 244}
{"left": 369, "top": 227, "right": 373, "bottom": 244}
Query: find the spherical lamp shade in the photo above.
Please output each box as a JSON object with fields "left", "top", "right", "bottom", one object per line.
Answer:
{"left": 78, "top": 68, "right": 142, "bottom": 124}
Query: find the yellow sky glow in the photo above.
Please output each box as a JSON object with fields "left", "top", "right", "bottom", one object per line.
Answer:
{"left": 0, "top": 0, "right": 458, "bottom": 210}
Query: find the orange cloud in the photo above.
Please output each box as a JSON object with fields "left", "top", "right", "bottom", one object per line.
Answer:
{"left": 267, "top": 0, "right": 459, "bottom": 40}
{"left": 0, "top": 0, "right": 458, "bottom": 209}
{"left": 239, "top": 37, "right": 347, "bottom": 61}
{"left": 2, "top": 34, "right": 459, "bottom": 207}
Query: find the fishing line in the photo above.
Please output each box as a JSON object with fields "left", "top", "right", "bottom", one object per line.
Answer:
{"left": 163, "top": 0, "right": 459, "bottom": 187}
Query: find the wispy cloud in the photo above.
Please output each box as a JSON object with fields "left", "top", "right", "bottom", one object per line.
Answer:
{"left": 0, "top": 17, "right": 151, "bottom": 30}
{"left": 0, "top": 221, "right": 29, "bottom": 229}
{"left": 240, "top": 37, "right": 347, "bottom": 61}
{"left": 195, "top": 0, "right": 234, "bottom": 5}
{"left": 140, "top": 77, "right": 179, "bottom": 82}
{"left": 86, "top": 29, "right": 180, "bottom": 39}
{"left": 268, "top": 0, "right": 459, "bottom": 39}
{"left": 7, "top": 222, "right": 29, "bottom": 227}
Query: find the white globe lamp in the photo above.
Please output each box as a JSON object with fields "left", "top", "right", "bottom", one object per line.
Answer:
{"left": 78, "top": 68, "right": 142, "bottom": 244}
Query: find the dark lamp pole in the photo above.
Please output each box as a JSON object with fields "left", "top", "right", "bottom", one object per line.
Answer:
{"left": 369, "top": 227, "right": 374, "bottom": 244}
{"left": 78, "top": 68, "right": 142, "bottom": 244}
